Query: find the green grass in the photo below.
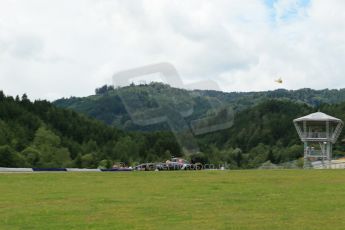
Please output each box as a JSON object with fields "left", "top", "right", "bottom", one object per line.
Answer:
{"left": 1, "top": 170, "right": 345, "bottom": 229}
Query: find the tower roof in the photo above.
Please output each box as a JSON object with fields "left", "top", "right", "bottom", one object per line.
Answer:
{"left": 294, "top": 112, "right": 343, "bottom": 123}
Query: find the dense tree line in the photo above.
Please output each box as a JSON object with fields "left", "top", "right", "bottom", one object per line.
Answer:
{"left": 55, "top": 83, "right": 345, "bottom": 131}
{"left": 2, "top": 88, "right": 345, "bottom": 169}
{"left": 0, "top": 91, "right": 182, "bottom": 168}
{"left": 194, "top": 100, "right": 345, "bottom": 168}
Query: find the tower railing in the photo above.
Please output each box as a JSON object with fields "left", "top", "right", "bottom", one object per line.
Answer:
{"left": 302, "top": 132, "right": 327, "bottom": 139}
{"left": 305, "top": 149, "right": 327, "bottom": 158}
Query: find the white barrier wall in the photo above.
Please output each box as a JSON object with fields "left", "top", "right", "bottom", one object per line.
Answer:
{"left": 66, "top": 168, "right": 101, "bottom": 172}
{"left": 0, "top": 167, "right": 33, "bottom": 172}
{"left": 0, "top": 167, "right": 127, "bottom": 172}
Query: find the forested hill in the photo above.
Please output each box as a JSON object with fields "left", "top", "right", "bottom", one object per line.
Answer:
{"left": 2, "top": 89, "right": 345, "bottom": 169}
{"left": 54, "top": 83, "right": 345, "bottom": 131}
{"left": 195, "top": 99, "right": 345, "bottom": 168}
{"left": 0, "top": 91, "right": 182, "bottom": 168}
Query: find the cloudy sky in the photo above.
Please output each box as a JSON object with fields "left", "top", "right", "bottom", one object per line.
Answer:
{"left": 1, "top": 0, "right": 345, "bottom": 100}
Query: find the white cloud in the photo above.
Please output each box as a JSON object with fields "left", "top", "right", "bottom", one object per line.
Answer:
{"left": 0, "top": 0, "right": 344, "bottom": 100}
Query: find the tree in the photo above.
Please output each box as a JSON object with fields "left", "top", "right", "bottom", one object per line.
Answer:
{"left": 81, "top": 153, "right": 95, "bottom": 168}
{"left": 54, "top": 147, "right": 72, "bottom": 167}
{"left": 267, "top": 149, "right": 274, "bottom": 163}
{"left": 21, "top": 147, "right": 41, "bottom": 167}
{"left": 0, "top": 121, "right": 10, "bottom": 146}
{"left": 95, "top": 85, "right": 114, "bottom": 95}
{"left": 233, "top": 148, "right": 243, "bottom": 167}
{"left": 0, "top": 145, "right": 24, "bottom": 167}
{"left": 98, "top": 159, "right": 112, "bottom": 169}
{"left": 34, "top": 127, "right": 61, "bottom": 147}
{"left": 190, "top": 152, "right": 208, "bottom": 164}
{"left": 21, "top": 94, "right": 28, "bottom": 101}
{"left": 33, "top": 127, "right": 71, "bottom": 168}
{"left": 74, "top": 153, "right": 83, "bottom": 168}
{"left": 114, "top": 136, "right": 139, "bottom": 163}
{"left": 0, "top": 91, "right": 5, "bottom": 100}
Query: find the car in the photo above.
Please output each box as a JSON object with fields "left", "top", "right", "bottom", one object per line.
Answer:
{"left": 134, "top": 158, "right": 203, "bottom": 171}
{"left": 134, "top": 163, "right": 156, "bottom": 171}
{"left": 165, "top": 158, "right": 202, "bottom": 170}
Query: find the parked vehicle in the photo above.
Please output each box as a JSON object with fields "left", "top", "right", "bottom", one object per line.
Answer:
{"left": 134, "top": 163, "right": 156, "bottom": 171}
{"left": 161, "top": 158, "right": 202, "bottom": 170}
{"left": 134, "top": 158, "right": 203, "bottom": 171}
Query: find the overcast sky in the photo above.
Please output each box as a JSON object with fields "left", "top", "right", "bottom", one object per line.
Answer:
{"left": 1, "top": 0, "right": 345, "bottom": 100}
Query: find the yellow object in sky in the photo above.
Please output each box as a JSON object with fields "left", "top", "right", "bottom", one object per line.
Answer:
{"left": 275, "top": 78, "right": 283, "bottom": 84}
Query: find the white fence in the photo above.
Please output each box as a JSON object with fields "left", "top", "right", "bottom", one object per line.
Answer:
{"left": 0, "top": 167, "right": 33, "bottom": 172}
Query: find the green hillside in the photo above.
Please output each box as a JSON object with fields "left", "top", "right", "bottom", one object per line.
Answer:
{"left": 0, "top": 91, "right": 182, "bottom": 168}
{"left": 197, "top": 98, "right": 345, "bottom": 168}
{"left": 2, "top": 88, "right": 345, "bottom": 169}
{"left": 52, "top": 83, "right": 345, "bottom": 168}
{"left": 54, "top": 83, "right": 345, "bottom": 132}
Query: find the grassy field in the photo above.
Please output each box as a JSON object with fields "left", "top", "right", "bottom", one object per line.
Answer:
{"left": 1, "top": 170, "right": 345, "bottom": 230}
